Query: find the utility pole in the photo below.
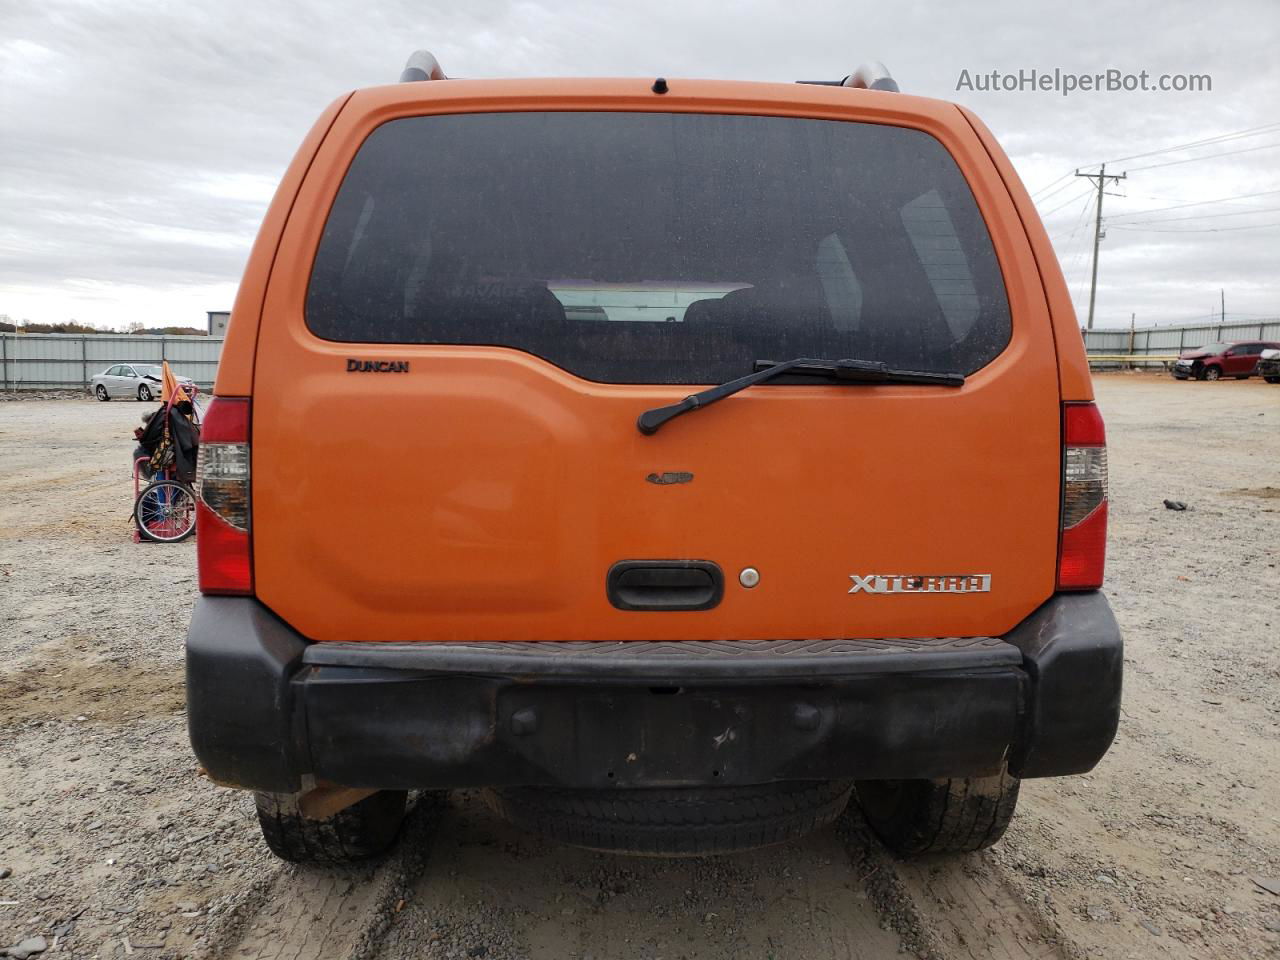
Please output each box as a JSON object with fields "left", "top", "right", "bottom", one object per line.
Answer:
{"left": 1076, "top": 163, "right": 1127, "bottom": 330}
{"left": 1220, "top": 288, "right": 1225, "bottom": 323}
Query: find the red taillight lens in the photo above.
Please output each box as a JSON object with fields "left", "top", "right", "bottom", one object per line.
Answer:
{"left": 1064, "top": 400, "right": 1106, "bottom": 447}
{"left": 1058, "top": 402, "right": 1107, "bottom": 590}
{"left": 200, "top": 396, "right": 249, "bottom": 444}
{"left": 196, "top": 500, "right": 252, "bottom": 594}
{"left": 1059, "top": 501, "right": 1108, "bottom": 588}
{"left": 197, "top": 397, "right": 252, "bottom": 595}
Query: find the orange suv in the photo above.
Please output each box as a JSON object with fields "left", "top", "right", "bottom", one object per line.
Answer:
{"left": 187, "top": 54, "right": 1122, "bottom": 862}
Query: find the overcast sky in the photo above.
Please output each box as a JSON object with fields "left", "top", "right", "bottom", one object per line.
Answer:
{"left": 2, "top": 0, "right": 1278, "bottom": 331}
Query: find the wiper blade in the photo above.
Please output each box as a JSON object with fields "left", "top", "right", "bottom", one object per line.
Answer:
{"left": 636, "top": 357, "right": 964, "bottom": 435}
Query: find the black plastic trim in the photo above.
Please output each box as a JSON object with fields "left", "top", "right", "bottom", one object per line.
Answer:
{"left": 605, "top": 560, "right": 724, "bottom": 612}
{"left": 184, "top": 592, "right": 1122, "bottom": 792}
{"left": 303, "top": 636, "right": 1023, "bottom": 681}
{"left": 300, "top": 669, "right": 1020, "bottom": 790}
{"left": 1004, "top": 591, "right": 1123, "bottom": 777}
{"left": 186, "top": 597, "right": 307, "bottom": 793}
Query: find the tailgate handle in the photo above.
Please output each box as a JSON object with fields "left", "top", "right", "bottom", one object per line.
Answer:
{"left": 606, "top": 561, "right": 724, "bottom": 612}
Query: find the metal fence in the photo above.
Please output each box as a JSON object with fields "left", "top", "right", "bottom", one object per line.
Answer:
{"left": 1082, "top": 319, "right": 1280, "bottom": 356}
{"left": 1, "top": 333, "right": 225, "bottom": 391}
{"left": 3, "top": 320, "right": 1278, "bottom": 390}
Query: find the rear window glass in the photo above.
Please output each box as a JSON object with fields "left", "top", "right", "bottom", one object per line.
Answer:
{"left": 306, "top": 112, "right": 1011, "bottom": 383}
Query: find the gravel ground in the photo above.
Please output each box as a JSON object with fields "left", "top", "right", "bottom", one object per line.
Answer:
{"left": 1, "top": 374, "right": 1278, "bottom": 960}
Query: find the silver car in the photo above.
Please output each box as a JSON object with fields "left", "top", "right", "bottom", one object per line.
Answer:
{"left": 89, "top": 363, "right": 195, "bottom": 402}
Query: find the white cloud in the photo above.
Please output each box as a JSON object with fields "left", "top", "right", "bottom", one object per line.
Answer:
{"left": 1, "top": 0, "right": 1277, "bottom": 329}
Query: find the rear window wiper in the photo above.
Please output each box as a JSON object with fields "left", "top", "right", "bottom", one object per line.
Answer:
{"left": 636, "top": 358, "right": 964, "bottom": 435}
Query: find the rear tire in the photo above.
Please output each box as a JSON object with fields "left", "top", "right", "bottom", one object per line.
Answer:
{"left": 96, "top": 385, "right": 110, "bottom": 401}
{"left": 254, "top": 790, "right": 408, "bottom": 863}
{"left": 486, "top": 780, "right": 853, "bottom": 855}
{"left": 854, "top": 768, "right": 1020, "bottom": 857}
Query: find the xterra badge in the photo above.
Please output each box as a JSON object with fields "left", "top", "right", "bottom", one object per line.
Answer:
{"left": 849, "top": 574, "right": 991, "bottom": 595}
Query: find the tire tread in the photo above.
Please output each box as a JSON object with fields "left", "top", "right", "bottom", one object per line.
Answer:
{"left": 488, "top": 780, "right": 852, "bottom": 856}
{"left": 855, "top": 768, "right": 1020, "bottom": 857}
{"left": 253, "top": 790, "right": 408, "bottom": 863}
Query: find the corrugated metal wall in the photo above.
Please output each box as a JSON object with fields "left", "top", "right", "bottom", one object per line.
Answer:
{"left": 1082, "top": 319, "right": 1280, "bottom": 355}
{"left": 2, "top": 321, "right": 1277, "bottom": 389}
{"left": 0, "top": 334, "right": 224, "bottom": 390}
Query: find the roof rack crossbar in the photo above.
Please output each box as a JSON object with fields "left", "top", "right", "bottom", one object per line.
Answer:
{"left": 399, "top": 50, "right": 447, "bottom": 83}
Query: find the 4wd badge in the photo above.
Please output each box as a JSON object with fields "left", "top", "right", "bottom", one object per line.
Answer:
{"left": 849, "top": 574, "right": 991, "bottom": 595}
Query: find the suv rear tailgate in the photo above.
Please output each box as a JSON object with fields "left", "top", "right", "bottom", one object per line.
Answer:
{"left": 248, "top": 82, "right": 1063, "bottom": 644}
{"left": 251, "top": 343, "right": 1059, "bottom": 642}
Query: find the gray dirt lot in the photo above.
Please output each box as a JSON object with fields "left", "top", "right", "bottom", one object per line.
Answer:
{"left": 1, "top": 373, "right": 1278, "bottom": 960}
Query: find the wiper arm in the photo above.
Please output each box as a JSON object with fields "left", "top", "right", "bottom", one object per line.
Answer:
{"left": 636, "top": 358, "right": 964, "bottom": 435}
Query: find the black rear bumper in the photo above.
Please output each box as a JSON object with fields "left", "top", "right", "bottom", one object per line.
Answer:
{"left": 186, "top": 594, "right": 1122, "bottom": 794}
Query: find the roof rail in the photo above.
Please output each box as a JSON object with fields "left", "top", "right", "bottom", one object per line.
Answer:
{"left": 797, "top": 62, "right": 899, "bottom": 92}
{"left": 399, "top": 50, "right": 447, "bottom": 83}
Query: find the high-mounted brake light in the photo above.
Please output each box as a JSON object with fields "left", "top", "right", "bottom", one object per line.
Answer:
{"left": 197, "top": 397, "right": 252, "bottom": 595}
{"left": 1058, "top": 402, "right": 1107, "bottom": 590}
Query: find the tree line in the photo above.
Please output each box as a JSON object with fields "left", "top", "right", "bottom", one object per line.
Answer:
{"left": 0, "top": 316, "right": 206, "bottom": 336}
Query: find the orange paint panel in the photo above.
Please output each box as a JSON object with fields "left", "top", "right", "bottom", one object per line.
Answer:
{"left": 252, "top": 339, "right": 1059, "bottom": 643}
{"left": 238, "top": 79, "right": 1065, "bottom": 644}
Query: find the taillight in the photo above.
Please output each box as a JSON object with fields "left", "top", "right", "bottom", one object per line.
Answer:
{"left": 1058, "top": 402, "right": 1107, "bottom": 590}
{"left": 197, "top": 397, "right": 252, "bottom": 595}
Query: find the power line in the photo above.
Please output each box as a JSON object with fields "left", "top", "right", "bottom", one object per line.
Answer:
{"left": 1048, "top": 192, "right": 1099, "bottom": 241}
{"left": 1059, "top": 194, "right": 1100, "bottom": 305}
{"left": 1103, "top": 121, "right": 1280, "bottom": 164}
{"left": 1032, "top": 176, "right": 1081, "bottom": 204}
{"left": 1045, "top": 188, "right": 1099, "bottom": 321}
{"left": 1067, "top": 219, "right": 1097, "bottom": 290}
{"left": 1068, "top": 192, "right": 1097, "bottom": 237}
{"left": 1107, "top": 187, "right": 1280, "bottom": 219}
{"left": 1113, "top": 204, "right": 1280, "bottom": 225}
{"left": 1030, "top": 123, "right": 1280, "bottom": 202}
{"left": 1031, "top": 172, "right": 1075, "bottom": 199}
{"left": 1110, "top": 220, "right": 1280, "bottom": 233}
{"left": 1052, "top": 195, "right": 1101, "bottom": 275}
{"left": 1121, "top": 193, "right": 1197, "bottom": 203}
{"left": 1033, "top": 125, "right": 1280, "bottom": 318}
{"left": 1069, "top": 260, "right": 1093, "bottom": 316}
{"left": 1127, "top": 140, "right": 1280, "bottom": 172}
{"left": 1040, "top": 186, "right": 1097, "bottom": 218}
